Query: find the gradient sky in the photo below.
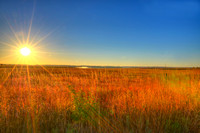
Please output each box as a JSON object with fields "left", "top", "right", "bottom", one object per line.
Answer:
{"left": 0, "top": 0, "right": 200, "bottom": 67}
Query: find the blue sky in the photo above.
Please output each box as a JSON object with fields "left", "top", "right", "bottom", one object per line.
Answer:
{"left": 0, "top": 0, "right": 200, "bottom": 66}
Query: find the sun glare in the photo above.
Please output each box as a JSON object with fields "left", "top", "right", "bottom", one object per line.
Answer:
{"left": 20, "top": 47, "right": 31, "bottom": 56}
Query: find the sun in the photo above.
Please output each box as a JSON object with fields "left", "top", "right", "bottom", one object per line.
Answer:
{"left": 20, "top": 47, "right": 31, "bottom": 56}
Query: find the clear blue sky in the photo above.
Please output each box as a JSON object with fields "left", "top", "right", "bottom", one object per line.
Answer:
{"left": 0, "top": 0, "right": 200, "bottom": 66}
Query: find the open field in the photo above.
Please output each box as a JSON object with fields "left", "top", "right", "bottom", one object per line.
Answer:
{"left": 0, "top": 65, "right": 200, "bottom": 133}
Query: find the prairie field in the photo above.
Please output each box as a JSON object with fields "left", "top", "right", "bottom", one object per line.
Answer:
{"left": 0, "top": 65, "right": 200, "bottom": 133}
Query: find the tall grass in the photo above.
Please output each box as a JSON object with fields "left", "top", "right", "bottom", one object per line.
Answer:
{"left": 0, "top": 66, "right": 199, "bottom": 132}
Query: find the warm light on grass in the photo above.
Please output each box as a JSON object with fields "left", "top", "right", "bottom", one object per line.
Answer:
{"left": 0, "top": 67, "right": 199, "bottom": 132}
{"left": 20, "top": 47, "right": 31, "bottom": 56}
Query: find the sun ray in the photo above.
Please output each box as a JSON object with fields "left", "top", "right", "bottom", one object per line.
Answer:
{"left": 26, "top": 2, "right": 35, "bottom": 45}
{"left": 0, "top": 59, "right": 21, "bottom": 88}
{"left": 21, "top": 30, "right": 26, "bottom": 44}
{"left": 4, "top": 17, "right": 22, "bottom": 45}
{"left": 26, "top": 64, "right": 37, "bottom": 133}
{"left": 6, "top": 34, "right": 22, "bottom": 47}
{"left": 31, "top": 30, "right": 54, "bottom": 47}
{"left": 28, "top": 30, "right": 41, "bottom": 45}
{"left": 0, "top": 54, "right": 17, "bottom": 62}
{"left": 26, "top": 64, "right": 31, "bottom": 89}
{"left": 0, "top": 41, "right": 18, "bottom": 49}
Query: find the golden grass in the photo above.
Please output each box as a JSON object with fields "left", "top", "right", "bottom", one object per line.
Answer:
{"left": 0, "top": 65, "right": 200, "bottom": 132}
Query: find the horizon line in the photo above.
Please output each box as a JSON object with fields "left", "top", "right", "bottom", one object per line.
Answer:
{"left": 0, "top": 63, "right": 199, "bottom": 69}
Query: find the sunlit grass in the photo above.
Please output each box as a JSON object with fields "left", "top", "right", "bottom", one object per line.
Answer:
{"left": 0, "top": 66, "right": 199, "bottom": 132}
